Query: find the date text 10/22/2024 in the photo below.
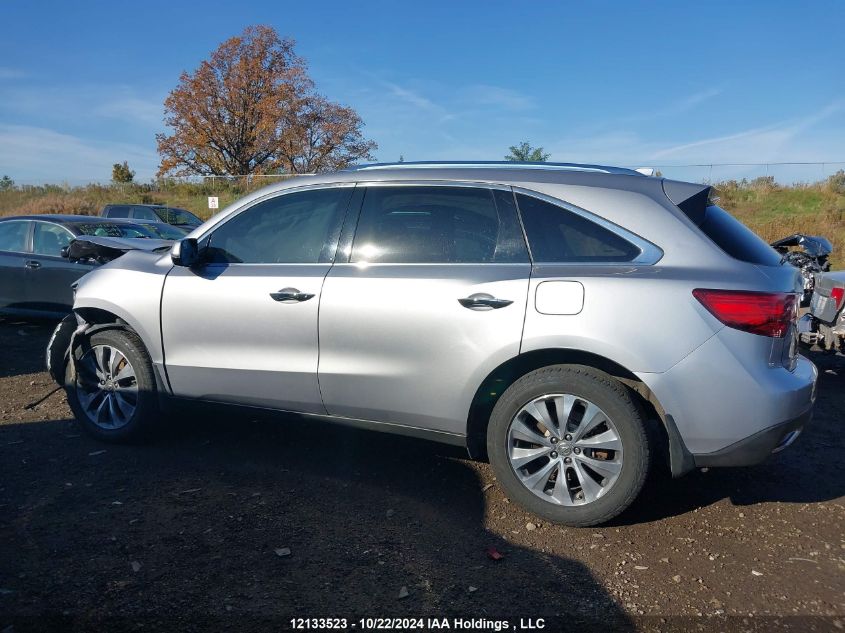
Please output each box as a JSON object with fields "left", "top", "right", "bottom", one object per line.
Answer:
{"left": 289, "top": 618, "right": 547, "bottom": 631}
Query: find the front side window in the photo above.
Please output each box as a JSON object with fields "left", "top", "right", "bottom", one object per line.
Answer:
{"left": 351, "top": 186, "right": 528, "bottom": 264}
{"left": 33, "top": 223, "right": 73, "bottom": 256}
{"left": 0, "top": 220, "right": 30, "bottom": 252}
{"left": 206, "top": 188, "right": 352, "bottom": 264}
{"left": 516, "top": 193, "right": 641, "bottom": 263}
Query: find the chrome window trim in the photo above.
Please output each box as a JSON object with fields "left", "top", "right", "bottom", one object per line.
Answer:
{"left": 356, "top": 179, "right": 512, "bottom": 191}
{"left": 512, "top": 186, "right": 664, "bottom": 266}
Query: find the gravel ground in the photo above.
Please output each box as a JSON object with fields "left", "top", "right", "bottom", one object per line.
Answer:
{"left": 0, "top": 317, "right": 843, "bottom": 632}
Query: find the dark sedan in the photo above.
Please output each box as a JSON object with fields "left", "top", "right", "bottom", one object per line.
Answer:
{"left": 0, "top": 215, "right": 172, "bottom": 318}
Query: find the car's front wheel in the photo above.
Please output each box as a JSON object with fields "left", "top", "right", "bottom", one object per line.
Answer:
{"left": 65, "top": 328, "right": 159, "bottom": 442}
{"left": 487, "top": 364, "right": 650, "bottom": 527}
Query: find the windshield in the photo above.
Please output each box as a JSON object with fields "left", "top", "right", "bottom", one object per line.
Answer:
{"left": 75, "top": 223, "right": 157, "bottom": 239}
{"left": 154, "top": 207, "right": 201, "bottom": 226}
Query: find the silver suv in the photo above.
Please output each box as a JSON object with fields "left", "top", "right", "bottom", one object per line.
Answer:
{"left": 47, "top": 162, "right": 817, "bottom": 526}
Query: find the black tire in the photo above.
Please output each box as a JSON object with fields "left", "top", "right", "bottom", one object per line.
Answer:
{"left": 65, "top": 328, "right": 160, "bottom": 443}
{"left": 487, "top": 364, "right": 650, "bottom": 527}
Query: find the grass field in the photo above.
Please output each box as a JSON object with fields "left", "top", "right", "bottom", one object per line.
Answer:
{"left": 2, "top": 175, "right": 844, "bottom": 267}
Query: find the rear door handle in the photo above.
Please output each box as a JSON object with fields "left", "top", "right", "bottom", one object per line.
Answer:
{"left": 25, "top": 260, "right": 41, "bottom": 270}
{"left": 458, "top": 293, "right": 513, "bottom": 311}
{"left": 270, "top": 287, "right": 315, "bottom": 303}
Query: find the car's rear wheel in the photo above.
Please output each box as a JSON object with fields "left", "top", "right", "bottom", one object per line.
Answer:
{"left": 487, "top": 364, "right": 650, "bottom": 527}
{"left": 65, "top": 329, "right": 159, "bottom": 442}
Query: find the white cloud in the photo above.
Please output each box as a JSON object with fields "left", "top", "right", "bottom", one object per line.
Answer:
{"left": 95, "top": 96, "right": 163, "bottom": 126}
{"left": 0, "top": 124, "right": 159, "bottom": 184}
{"left": 461, "top": 84, "right": 534, "bottom": 111}
{"left": 381, "top": 80, "right": 443, "bottom": 113}
{"left": 539, "top": 101, "right": 845, "bottom": 182}
{"left": 651, "top": 101, "right": 845, "bottom": 162}
{"left": 1, "top": 84, "right": 165, "bottom": 130}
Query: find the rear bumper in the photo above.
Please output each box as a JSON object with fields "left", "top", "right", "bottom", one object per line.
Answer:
{"left": 692, "top": 406, "right": 811, "bottom": 468}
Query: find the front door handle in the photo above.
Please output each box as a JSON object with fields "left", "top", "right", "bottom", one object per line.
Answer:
{"left": 270, "top": 287, "right": 315, "bottom": 303}
{"left": 25, "top": 260, "right": 41, "bottom": 270}
{"left": 458, "top": 293, "right": 513, "bottom": 311}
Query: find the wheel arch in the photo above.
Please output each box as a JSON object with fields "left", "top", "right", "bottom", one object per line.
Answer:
{"left": 465, "top": 348, "right": 676, "bottom": 472}
{"left": 63, "top": 307, "right": 169, "bottom": 395}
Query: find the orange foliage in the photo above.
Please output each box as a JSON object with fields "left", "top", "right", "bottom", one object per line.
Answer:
{"left": 156, "top": 26, "right": 376, "bottom": 176}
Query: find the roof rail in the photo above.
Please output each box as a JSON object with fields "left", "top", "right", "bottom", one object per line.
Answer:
{"left": 347, "top": 161, "right": 642, "bottom": 176}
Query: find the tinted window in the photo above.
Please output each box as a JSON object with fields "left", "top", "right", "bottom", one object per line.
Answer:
{"left": 516, "top": 194, "right": 640, "bottom": 263}
{"left": 154, "top": 207, "right": 201, "bottom": 226}
{"left": 0, "top": 220, "right": 29, "bottom": 252}
{"left": 33, "top": 223, "right": 73, "bottom": 256}
{"left": 106, "top": 206, "right": 131, "bottom": 218}
{"left": 207, "top": 188, "right": 351, "bottom": 264}
{"left": 351, "top": 186, "right": 528, "bottom": 264}
{"left": 698, "top": 205, "right": 782, "bottom": 266}
{"left": 132, "top": 207, "right": 159, "bottom": 221}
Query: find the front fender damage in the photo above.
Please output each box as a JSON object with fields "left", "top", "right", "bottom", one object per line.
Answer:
{"left": 45, "top": 313, "right": 129, "bottom": 386}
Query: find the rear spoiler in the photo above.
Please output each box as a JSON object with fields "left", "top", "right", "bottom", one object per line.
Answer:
{"left": 662, "top": 180, "right": 712, "bottom": 225}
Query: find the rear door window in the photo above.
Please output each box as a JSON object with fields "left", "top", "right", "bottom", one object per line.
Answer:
{"left": 0, "top": 220, "right": 30, "bottom": 252}
{"left": 515, "top": 193, "right": 640, "bottom": 263}
{"left": 350, "top": 186, "right": 528, "bottom": 264}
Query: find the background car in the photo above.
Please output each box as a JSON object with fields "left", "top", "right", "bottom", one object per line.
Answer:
{"left": 0, "top": 214, "right": 172, "bottom": 318}
{"left": 101, "top": 204, "right": 202, "bottom": 229}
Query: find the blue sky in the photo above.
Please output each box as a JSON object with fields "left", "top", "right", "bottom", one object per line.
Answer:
{"left": 1, "top": 0, "right": 843, "bottom": 184}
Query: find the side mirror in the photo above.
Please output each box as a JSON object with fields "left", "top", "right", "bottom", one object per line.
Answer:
{"left": 60, "top": 246, "right": 70, "bottom": 259}
{"left": 171, "top": 238, "right": 200, "bottom": 267}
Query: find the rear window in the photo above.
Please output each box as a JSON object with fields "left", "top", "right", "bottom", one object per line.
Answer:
{"left": 698, "top": 205, "right": 781, "bottom": 266}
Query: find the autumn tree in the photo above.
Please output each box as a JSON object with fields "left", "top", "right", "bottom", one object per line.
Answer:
{"left": 112, "top": 161, "right": 135, "bottom": 183}
{"left": 505, "top": 141, "right": 550, "bottom": 162}
{"left": 156, "top": 26, "right": 376, "bottom": 176}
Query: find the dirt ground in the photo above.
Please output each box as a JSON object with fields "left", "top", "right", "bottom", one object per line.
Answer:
{"left": 0, "top": 317, "right": 843, "bottom": 632}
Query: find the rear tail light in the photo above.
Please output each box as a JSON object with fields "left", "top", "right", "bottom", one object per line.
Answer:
{"left": 693, "top": 289, "right": 797, "bottom": 338}
{"left": 831, "top": 287, "right": 844, "bottom": 311}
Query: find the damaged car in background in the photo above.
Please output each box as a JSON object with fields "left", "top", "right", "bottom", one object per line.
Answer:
{"left": 0, "top": 214, "right": 173, "bottom": 318}
{"left": 771, "top": 232, "right": 845, "bottom": 351}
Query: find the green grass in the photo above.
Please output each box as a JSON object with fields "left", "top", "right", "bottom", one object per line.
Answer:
{"left": 2, "top": 178, "right": 844, "bottom": 266}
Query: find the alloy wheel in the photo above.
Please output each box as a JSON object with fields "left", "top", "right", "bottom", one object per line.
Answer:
{"left": 507, "top": 393, "right": 623, "bottom": 506}
{"left": 74, "top": 344, "right": 138, "bottom": 429}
